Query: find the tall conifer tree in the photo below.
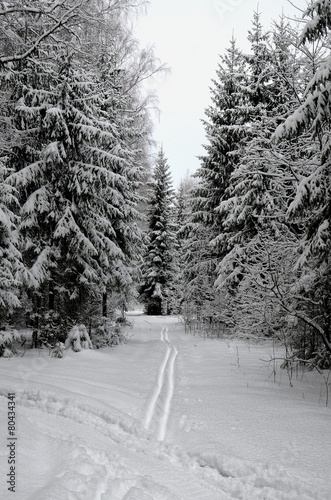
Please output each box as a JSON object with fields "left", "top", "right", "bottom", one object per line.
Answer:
{"left": 139, "top": 148, "right": 177, "bottom": 315}
{"left": 181, "top": 38, "right": 248, "bottom": 326}
{"left": 215, "top": 15, "right": 301, "bottom": 291}
{"left": 0, "top": 161, "right": 22, "bottom": 327}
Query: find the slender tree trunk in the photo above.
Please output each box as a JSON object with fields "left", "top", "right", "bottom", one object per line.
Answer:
{"left": 102, "top": 292, "right": 108, "bottom": 318}
{"left": 32, "top": 295, "right": 41, "bottom": 348}
{"left": 49, "top": 281, "right": 54, "bottom": 311}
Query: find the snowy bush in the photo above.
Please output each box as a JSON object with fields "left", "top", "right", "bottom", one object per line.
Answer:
{"left": 3, "top": 347, "right": 14, "bottom": 358}
{"left": 49, "top": 342, "right": 65, "bottom": 358}
{"left": 92, "top": 317, "right": 131, "bottom": 349}
{"left": 65, "top": 324, "right": 93, "bottom": 352}
{"left": 0, "top": 329, "right": 21, "bottom": 357}
{"left": 310, "top": 347, "right": 331, "bottom": 371}
{"left": 34, "top": 310, "right": 68, "bottom": 347}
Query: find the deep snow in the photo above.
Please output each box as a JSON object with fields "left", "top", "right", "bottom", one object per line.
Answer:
{"left": 0, "top": 314, "right": 330, "bottom": 499}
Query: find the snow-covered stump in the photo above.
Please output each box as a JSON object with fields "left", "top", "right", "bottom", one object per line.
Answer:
{"left": 65, "top": 325, "right": 93, "bottom": 352}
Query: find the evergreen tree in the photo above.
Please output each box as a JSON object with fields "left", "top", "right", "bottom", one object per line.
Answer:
{"left": 139, "top": 148, "right": 178, "bottom": 315}
{"left": 185, "top": 19, "right": 274, "bottom": 330}
{"left": 175, "top": 174, "right": 197, "bottom": 254}
{"left": 0, "top": 160, "right": 22, "bottom": 327}
{"left": 194, "top": 36, "right": 248, "bottom": 229}
{"left": 213, "top": 13, "right": 330, "bottom": 351}
{"left": 215, "top": 15, "right": 302, "bottom": 293}
{"left": 173, "top": 174, "right": 197, "bottom": 314}
{"left": 245, "top": 8, "right": 274, "bottom": 111}
{"left": 181, "top": 38, "right": 248, "bottom": 329}
{"left": 8, "top": 49, "right": 145, "bottom": 326}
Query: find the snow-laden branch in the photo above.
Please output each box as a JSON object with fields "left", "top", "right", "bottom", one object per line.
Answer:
{"left": 0, "top": 1, "right": 84, "bottom": 65}
{"left": 0, "top": 1, "right": 68, "bottom": 16}
{"left": 300, "top": 0, "right": 331, "bottom": 44}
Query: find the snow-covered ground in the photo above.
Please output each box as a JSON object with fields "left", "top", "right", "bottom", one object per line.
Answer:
{"left": 0, "top": 314, "right": 330, "bottom": 500}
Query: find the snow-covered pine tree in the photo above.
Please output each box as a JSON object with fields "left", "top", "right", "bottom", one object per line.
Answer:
{"left": 175, "top": 175, "right": 199, "bottom": 255}
{"left": 211, "top": 7, "right": 330, "bottom": 356}
{"left": 0, "top": 1, "right": 95, "bottom": 333}
{"left": 0, "top": 152, "right": 29, "bottom": 356}
{"left": 76, "top": 41, "right": 149, "bottom": 321}
{"left": 0, "top": 160, "right": 22, "bottom": 327}
{"left": 245, "top": 8, "right": 274, "bottom": 110}
{"left": 9, "top": 48, "right": 146, "bottom": 327}
{"left": 67, "top": 4, "right": 161, "bottom": 321}
{"left": 193, "top": 36, "right": 248, "bottom": 230}
{"left": 172, "top": 174, "right": 197, "bottom": 314}
{"left": 180, "top": 38, "right": 249, "bottom": 331}
{"left": 139, "top": 148, "right": 178, "bottom": 315}
{"left": 215, "top": 15, "right": 302, "bottom": 293}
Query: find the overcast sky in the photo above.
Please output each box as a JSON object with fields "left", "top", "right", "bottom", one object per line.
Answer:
{"left": 134, "top": 0, "right": 308, "bottom": 188}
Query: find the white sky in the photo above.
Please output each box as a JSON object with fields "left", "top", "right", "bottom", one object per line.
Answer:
{"left": 134, "top": 0, "right": 309, "bottom": 188}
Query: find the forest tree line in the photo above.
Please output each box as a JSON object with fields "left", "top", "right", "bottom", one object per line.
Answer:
{"left": 0, "top": 1, "right": 330, "bottom": 369}
{"left": 140, "top": 2, "right": 331, "bottom": 370}
{"left": 0, "top": 0, "right": 162, "bottom": 351}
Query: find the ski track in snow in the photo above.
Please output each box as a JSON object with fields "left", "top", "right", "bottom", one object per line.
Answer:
{"left": 144, "top": 327, "right": 171, "bottom": 431}
{"left": 158, "top": 334, "right": 178, "bottom": 441}
{"left": 2, "top": 387, "right": 316, "bottom": 500}
{"left": 0, "top": 390, "right": 225, "bottom": 500}
{"left": 144, "top": 327, "right": 178, "bottom": 442}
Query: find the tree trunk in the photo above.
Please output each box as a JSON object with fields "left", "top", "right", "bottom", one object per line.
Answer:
{"left": 49, "top": 281, "right": 54, "bottom": 311}
{"left": 102, "top": 292, "right": 108, "bottom": 318}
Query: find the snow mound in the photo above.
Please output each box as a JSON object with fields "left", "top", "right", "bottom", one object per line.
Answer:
{"left": 65, "top": 324, "right": 93, "bottom": 352}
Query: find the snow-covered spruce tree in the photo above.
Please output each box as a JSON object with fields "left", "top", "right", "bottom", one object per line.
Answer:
{"left": 0, "top": 155, "right": 27, "bottom": 355}
{"left": 214, "top": 15, "right": 305, "bottom": 336}
{"left": 273, "top": 1, "right": 331, "bottom": 362}
{"left": 173, "top": 174, "right": 198, "bottom": 315}
{"left": 0, "top": 1, "right": 90, "bottom": 161}
{"left": 175, "top": 174, "right": 198, "bottom": 261}
{"left": 244, "top": 8, "right": 275, "bottom": 108}
{"left": 139, "top": 148, "right": 178, "bottom": 315}
{"left": 62, "top": 2, "right": 162, "bottom": 324}
{"left": 193, "top": 36, "right": 248, "bottom": 231}
{"left": 181, "top": 38, "right": 249, "bottom": 332}
{"left": 0, "top": 62, "right": 22, "bottom": 330}
{"left": 10, "top": 48, "right": 147, "bottom": 328}
{"left": 0, "top": 1, "right": 92, "bottom": 336}
{"left": 91, "top": 50, "right": 145, "bottom": 320}
{"left": 180, "top": 181, "right": 230, "bottom": 334}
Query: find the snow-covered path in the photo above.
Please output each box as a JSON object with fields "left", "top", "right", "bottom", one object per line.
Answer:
{"left": 0, "top": 314, "right": 330, "bottom": 499}
{"left": 144, "top": 326, "right": 178, "bottom": 441}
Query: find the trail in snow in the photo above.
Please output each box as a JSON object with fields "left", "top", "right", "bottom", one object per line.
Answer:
{"left": 0, "top": 314, "right": 330, "bottom": 500}
{"left": 158, "top": 331, "right": 178, "bottom": 441}
{"left": 144, "top": 327, "right": 170, "bottom": 430}
{"left": 144, "top": 326, "right": 178, "bottom": 442}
